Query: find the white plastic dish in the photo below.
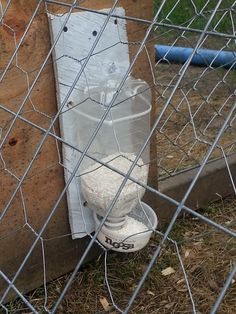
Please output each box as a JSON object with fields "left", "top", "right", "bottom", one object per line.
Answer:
{"left": 93, "top": 202, "right": 158, "bottom": 253}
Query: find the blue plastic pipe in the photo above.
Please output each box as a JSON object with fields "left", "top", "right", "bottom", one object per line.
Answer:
{"left": 155, "top": 44, "right": 236, "bottom": 69}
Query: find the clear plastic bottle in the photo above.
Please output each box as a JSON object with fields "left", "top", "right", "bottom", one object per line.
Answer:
{"left": 71, "top": 75, "right": 152, "bottom": 226}
{"left": 73, "top": 75, "right": 151, "bottom": 169}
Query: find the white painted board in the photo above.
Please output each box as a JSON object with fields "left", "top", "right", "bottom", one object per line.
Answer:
{"left": 48, "top": 8, "right": 130, "bottom": 238}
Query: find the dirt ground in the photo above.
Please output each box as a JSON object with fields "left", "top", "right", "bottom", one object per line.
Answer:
{"left": 154, "top": 33, "right": 236, "bottom": 179}
{"left": 155, "top": 62, "right": 236, "bottom": 178}
{"left": 4, "top": 197, "right": 235, "bottom": 313}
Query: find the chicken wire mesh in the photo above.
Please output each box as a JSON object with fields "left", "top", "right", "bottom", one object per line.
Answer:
{"left": 0, "top": 0, "right": 236, "bottom": 313}
{"left": 155, "top": 1, "right": 236, "bottom": 179}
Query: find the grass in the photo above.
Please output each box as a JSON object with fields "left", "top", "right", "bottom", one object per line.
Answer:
{"left": 3, "top": 197, "right": 236, "bottom": 313}
{"left": 154, "top": 0, "right": 234, "bottom": 34}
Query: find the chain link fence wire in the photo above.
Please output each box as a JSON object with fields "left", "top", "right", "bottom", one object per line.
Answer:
{"left": 0, "top": 0, "right": 236, "bottom": 313}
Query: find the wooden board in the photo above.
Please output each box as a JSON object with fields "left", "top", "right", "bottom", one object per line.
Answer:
{"left": 158, "top": 154, "right": 236, "bottom": 226}
{"left": 0, "top": 0, "right": 156, "bottom": 301}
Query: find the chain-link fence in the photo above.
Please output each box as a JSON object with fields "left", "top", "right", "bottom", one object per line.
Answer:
{"left": 0, "top": 1, "right": 236, "bottom": 313}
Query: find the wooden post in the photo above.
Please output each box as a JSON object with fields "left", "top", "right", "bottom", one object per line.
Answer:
{"left": 0, "top": 0, "right": 157, "bottom": 300}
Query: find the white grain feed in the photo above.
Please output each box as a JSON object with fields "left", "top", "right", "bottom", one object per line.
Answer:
{"left": 114, "top": 216, "right": 148, "bottom": 237}
{"left": 80, "top": 153, "right": 148, "bottom": 218}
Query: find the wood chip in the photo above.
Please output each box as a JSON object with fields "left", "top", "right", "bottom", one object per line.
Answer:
{"left": 193, "top": 239, "right": 203, "bottom": 246}
{"left": 99, "top": 297, "right": 111, "bottom": 312}
{"left": 184, "top": 249, "right": 190, "bottom": 258}
{"left": 161, "top": 266, "right": 175, "bottom": 276}
{"left": 147, "top": 290, "right": 155, "bottom": 296}
{"left": 164, "top": 302, "right": 175, "bottom": 309}
{"left": 176, "top": 287, "right": 188, "bottom": 292}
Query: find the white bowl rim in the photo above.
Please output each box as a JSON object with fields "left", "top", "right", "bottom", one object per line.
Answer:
{"left": 93, "top": 201, "right": 158, "bottom": 234}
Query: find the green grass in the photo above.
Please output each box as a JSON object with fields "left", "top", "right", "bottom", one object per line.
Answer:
{"left": 154, "top": 0, "right": 234, "bottom": 34}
